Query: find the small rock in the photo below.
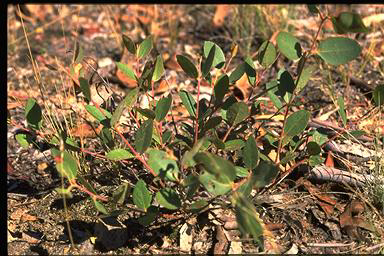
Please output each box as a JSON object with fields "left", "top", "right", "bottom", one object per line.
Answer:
{"left": 179, "top": 222, "right": 193, "bottom": 253}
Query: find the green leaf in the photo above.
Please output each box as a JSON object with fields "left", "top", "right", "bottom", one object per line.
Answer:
{"left": 179, "top": 90, "right": 196, "bottom": 117}
{"left": 266, "top": 80, "right": 283, "bottom": 109}
{"left": 307, "top": 141, "right": 321, "bottom": 155}
{"left": 258, "top": 40, "right": 276, "bottom": 68}
{"left": 93, "top": 200, "right": 108, "bottom": 215}
{"left": 25, "top": 98, "right": 42, "bottom": 130}
{"left": 79, "top": 77, "right": 91, "bottom": 102}
{"left": 110, "top": 87, "right": 139, "bottom": 127}
{"left": 133, "top": 179, "right": 152, "bottom": 212}
{"left": 252, "top": 161, "right": 278, "bottom": 188}
{"left": 135, "top": 107, "right": 156, "bottom": 120}
{"left": 85, "top": 105, "right": 112, "bottom": 124}
{"left": 139, "top": 60, "right": 154, "bottom": 88}
{"left": 187, "top": 200, "right": 208, "bottom": 213}
{"left": 112, "top": 183, "right": 130, "bottom": 205}
{"left": 224, "top": 139, "right": 245, "bottom": 151}
{"left": 277, "top": 31, "right": 302, "bottom": 61}
{"left": 227, "top": 102, "right": 249, "bottom": 126}
{"left": 155, "top": 94, "right": 172, "bottom": 121}
{"left": 181, "top": 138, "right": 208, "bottom": 168}
{"left": 137, "top": 36, "right": 153, "bottom": 59}
{"left": 309, "top": 155, "right": 325, "bottom": 166}
{"left": 229, "top": 63, "right": 245, "bottom": 84}
{"left": 203, "top": 116, "right": 222, "bottom": 133}
{"left": 122, "top": 34, "right": 136, "bottom": 55}
{"left": 318, "top": 37, "right": 361, "bottom": 65}
{"left": 203, "top": 41, "right": 225, "bottom": 69}
{"left": 156, "top": 188, "right": 181, "bottom": 210}
{"left": 100, "top": 127, "right": 114, "bottom": 148}
{"left": 138, "top": 206, "right": 158, "bottom": 226}
{"left": 235, "top": 166, "right": 249, "bottom": 178}
{"left": 337, "top": 96, "right": 347, "bottom": 126}
{"left": 153, "top": 55, "right": 165, "bottom": 82}
{"left": 233, "top": 193, "right": 264, "bottom": 248}
{"left": 280, "top": 151, "right": 298, "bottom": 165}
{"left": 296, "top": 66, "right": 315, "bottom": 92}
{"left": 184, "top": 174, "right": 200, "bottom": 199}
{"left": 147, "top": 149, "right": 179, "bottom": 181}
{"left": 312, "top": 130, "right": 328, "bottom": 146}
{"left": 242, "top": 136, "right": 259, "bottom": 170}
{"left": 214, "top": 74, "right": 229, "bottom": 106}
{"left": 116, "top": 62, "right": 137, "bottom": 81}
{"left": 15, "top": 133, "right": 33, "bottom": 149}
{"left": 194, "top": 152, "right": 236, "bottom": 182}
{"left": 331, "top": 12, "right": 369, "bottom": 34}
{"left": 74, "top": 42, "right": 84, "bottom": 63}
{"left": 162, "top": 130, "right": 172, "bottom": 144}
{"left": 176, "top": 55, "right": 198, "bottom": 79}
{"left": 202, "top": 44, "right": 215, "bottom": 77}
{"left": 284, "top": 110, "right": 310, "bottom": 137}
{"left": 53, "top": 150, "right": 78, "bottom": 180}
{"left": 373, "top": 84, "right": 384, "bottom": 106}
{"left": 55, "top": 187, "right": 73, "bottom": 199}
{"left": 106, "top": 148, "right": 134, "bottom": 161}
{"left": 278, "top": 69, "right": 296, "bottom": 103}
{"left": 199, "top": 171, "right": 232, "bottom": 195}
{"left": 135, "top": 119, "right": 153, "bottom": 153}
{"left": 244, "top": 57, "right": 256, "bottom": 86}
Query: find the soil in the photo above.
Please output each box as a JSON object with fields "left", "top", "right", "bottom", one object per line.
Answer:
{"left": 7, "top": 4, "right": 384, "bottom": 255}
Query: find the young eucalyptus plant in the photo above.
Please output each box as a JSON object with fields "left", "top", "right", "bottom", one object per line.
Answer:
{"left": 15, "top": 5, "right": 378, "bottom": 247}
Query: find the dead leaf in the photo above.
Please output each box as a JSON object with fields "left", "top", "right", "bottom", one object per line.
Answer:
{"left": 70, "top": 123, "right": 102, "bottom": 138}
{"left": 233, "top": 73, "right": 252, "bottom": 100}
{"left": 325, "top": 151, "right": 334, "bottom": 167}
{"left": 116, "top": 69, "right": 137, "bottom": 88}
{"left": 363, "top": 13, "right": 384, "bottom": 26}
{"left": 213, "top": 5, "right": 232, "bottom": 27}
{"left": 179, "top": 222, "right": 193, "bottom": 253}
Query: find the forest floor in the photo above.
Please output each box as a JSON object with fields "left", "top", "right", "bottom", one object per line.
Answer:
{"left": 7, "top": 4, "right": 384, "bottom": 254}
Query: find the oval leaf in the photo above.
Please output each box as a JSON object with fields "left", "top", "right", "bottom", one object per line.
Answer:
{"left": 179, "top": 90, "right": 196, "bottom": 117}
{"left": 148, "top": 149, "right": 179, "bottom": 181}
{"left": 110, "top": 87, "right": 139, "bottom": 127}
{"left": 307, "top": 141, "right": 321, "bottom": 155}
{"left": 194, "top": 152, "right": 236, "bottom": 182}
{"left": 202, "top": 44, "right": 215, "bottom": 77}
{"left": 296, "top": 65, "right": 315, "bottom": 92}
{"left": 284, "top": 110, "right": 310, "bottom": 137}
{"left": 258, "top": 40, "right": 276, "bottom": 68}
{"left": 224, "top": 139, "right": 245, "bottom": 151}
{"left": 153, "top": 55, "right": 165, "bottom": 82}
{"left": 122, "top": 34, "right": 136, "bottom": 55}
{"left": 79, "top": 77, "right": 91, "bottom": 102}
{"left": 252, "top": 161, "right": 278, "bottom": 188}
{"left": 133, "top": 179, "right": 152, "bottom": 212}
{"left": 227, "top": 102, "right": 249, "bottom": 126}
{"left": 214, "top": 74, "right": 229, "bottom": 105}
{"left": 203, "top": 41, "right": 225, "bottom": 69}
{"left": 156, "top": 188, "right": 181, "bottom": 210}
{"left": 106, "top": 148, "right": 134, "bottom": 161}
{"left": 25, "top": 98, "right": 42, "bottom": 130}
{"left": 373, "top": 84, "right": 384, "bottom": 106}
{"left": 54, "top": 151, "right": 78, "bottom": 180}
{"left": 155, "top": 94, "right": 172, "bottom": 121}
{"left": 242, "top": 136, "right": 259, "bottom": 170}
{"left": 277, "top": 31, "right": 302, "bottom": 61}
{"left": 332, "top": 12, "right": 369, "bottom": 34}
{"left": 135, "top": 119, "right": 153, "bottom": 153}
{"left": 116, "top": 62, "right": 137, "bottom": 81}
{"left": 176, "top": 55, "right": 198, "bottom": 79}
{"left": 137, "top": 36, "right": 153, "bottom": 59}
{"left": 318, "top": 37, "right": 361, "bottom": 65}
{"left": 85, "top": 105, "right": 112, "bottom": 123}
